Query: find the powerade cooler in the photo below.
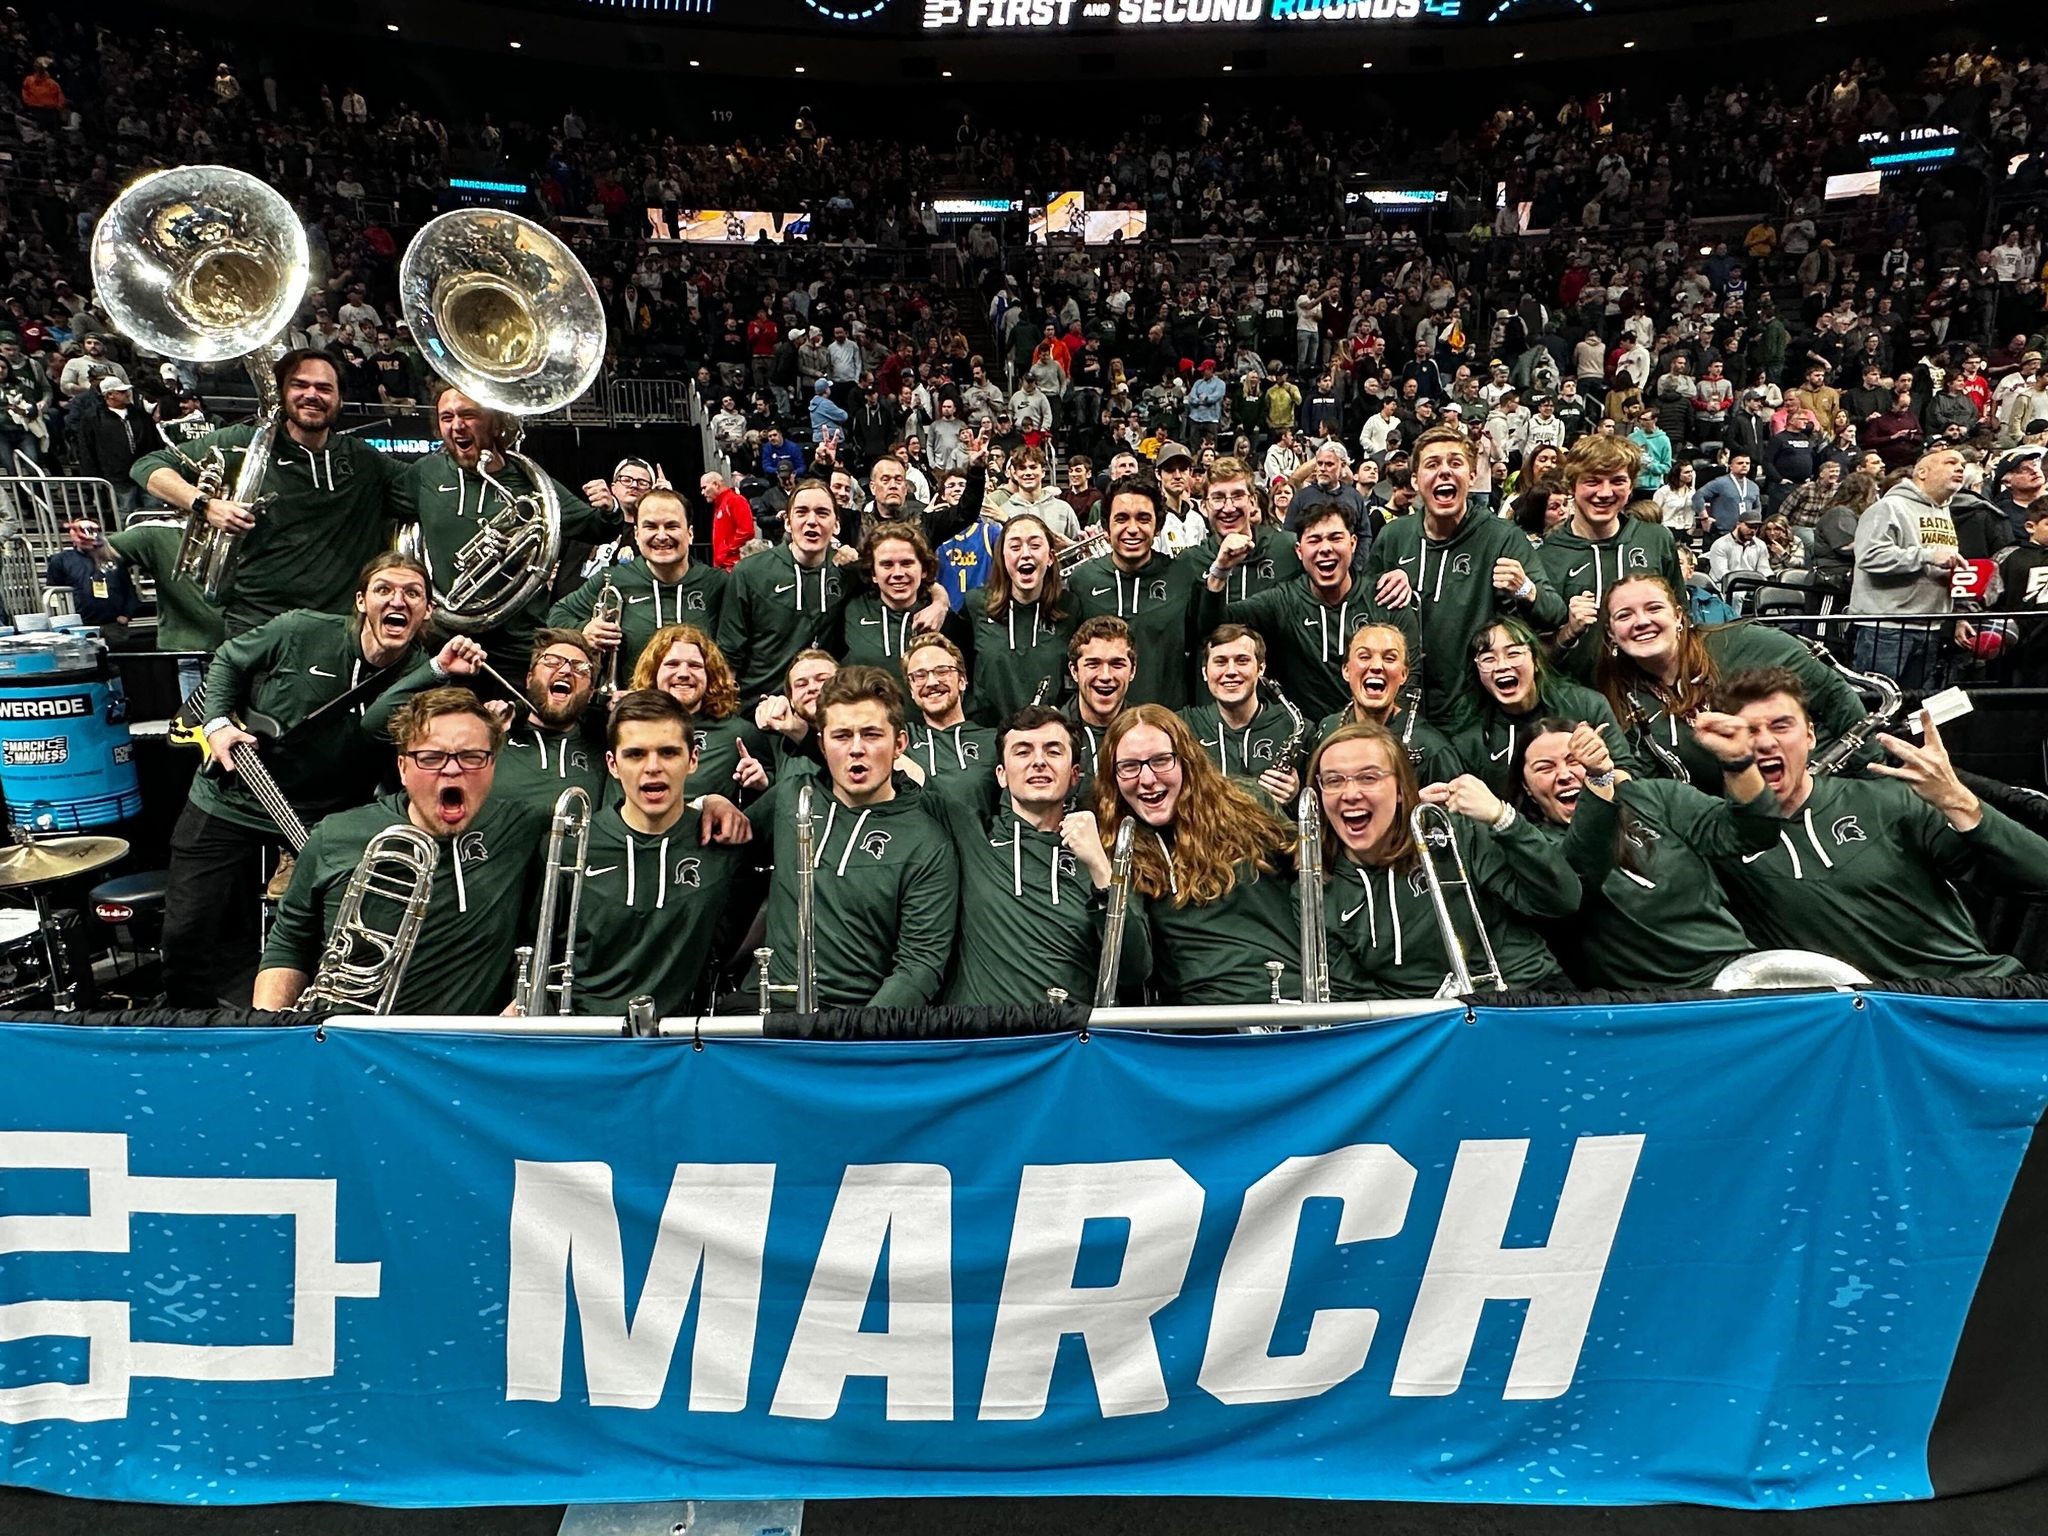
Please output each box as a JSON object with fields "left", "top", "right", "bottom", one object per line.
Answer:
{"left": 0, "top": 628, "right": 141, "bottom": 830}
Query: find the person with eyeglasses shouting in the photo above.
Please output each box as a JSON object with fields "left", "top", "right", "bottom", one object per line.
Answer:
{"left": 902, "top": 635, "right": 997, "bottom": 784}
{"left": 1096, "top": 703, "right": 1301, "bottom": 1006}
{"left": 256, "top": 687, "right": 550, "bottom": 1015}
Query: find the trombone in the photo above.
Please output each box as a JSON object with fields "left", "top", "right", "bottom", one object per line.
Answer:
{"left": 1092, "top": 819, "right": 1139, "bottom": 1006}
{"left": 754, "top": 782, "right": 818, "bottom": 1013}
{"left": 511, "top": 787, "right": 593, "bottom": 1017}
{"left": 91, "top": 165, "right": 309, "bottom": 601}
{"left": 1409, "top": 804, "right": 1504, "bottom": 997}
{"left": 294, "top": 824, "right": 439, "bottom": 1015}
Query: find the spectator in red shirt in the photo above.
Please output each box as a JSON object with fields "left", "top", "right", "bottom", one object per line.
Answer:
{"left": 700, "top": 470, "right": 757, "bottom": 570}
{"left": 746, "top": 308, "right": 779, "bottom": 390}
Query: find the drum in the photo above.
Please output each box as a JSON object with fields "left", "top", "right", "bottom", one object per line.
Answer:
{"left": 0, "top": 907, "right": 51, "bottom": 1005}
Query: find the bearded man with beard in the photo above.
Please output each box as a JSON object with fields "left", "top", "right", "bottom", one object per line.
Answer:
{"left": 399, "top": 628, "right": 610, "bottom": 811}
{"left": 134, "top": 349, "right": 411, "bottom": 636}
{"left": 388, "top": 388, "right": 618, "bottom": 676}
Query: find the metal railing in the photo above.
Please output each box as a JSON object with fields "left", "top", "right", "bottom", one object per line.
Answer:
{"left": 607, "top": 377, "right": 690, "bottom": 423}
{"left": 0, "top": 528, "right": 42, "bottom": 620}
{"left": 0, "top": 471, "right": 127, "bottom": 564}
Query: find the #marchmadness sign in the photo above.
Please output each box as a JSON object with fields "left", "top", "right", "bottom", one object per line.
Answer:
{"left": 0, "top": 993, "right": 2042, "bottom": 1508}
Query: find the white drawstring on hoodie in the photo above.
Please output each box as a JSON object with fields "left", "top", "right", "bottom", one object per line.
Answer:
{"left": 1341, "top": 865, "right": 1405, "bottom": 965}
{"left": 789, "top": 552, "right": 832, "bottom": 612}
{"left": 1003, "top": 600, "right": 1043, "bottom": 652}
{"left": 1761, "top": 807, "right": 1838, "bottom": 881}
{"left": 622, "top": 832, "right": 675, "bottom": 909}
{"left": 296, "top": 443, "right": 339, "bottom": 491}
{"left": 1003, "top": 818, "right": 1065, "bottom": 906}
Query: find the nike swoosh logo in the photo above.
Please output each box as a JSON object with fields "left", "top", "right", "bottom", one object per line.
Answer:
{"left": 1301, "top": 618, "right": 1320, "bottom": 629}
{"left": 858, "top": 617, "right": 881, "bottom": 626}
{"left": 1341, "top": 902, "right": 1366, "bottom": 923}
{"left": 308, "top": 666, "right": 336, "bottom": 678}
{"left": 1569, "top": 563, "right": 1590, "bottom": 578}
{"left": 628, "top": 594, "right": 652, "bottom": 604}
{"left": 1089, "top": 586, "right": 1111, "bottom": 596}
{"left": 773, "top": 582, "right": 796, "bottom": 594}
{"left": 1740, "top": 849, "right": 1773, "bottom": 865}
{"left": 583, "top": 865, "right": 619, "bottom": 877}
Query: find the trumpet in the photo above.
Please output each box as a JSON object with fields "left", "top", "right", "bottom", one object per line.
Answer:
{"left": 592, "top": 576, "right": 624, "bottom": 693}
{"left": 1803, "top": 638, "right": 1903, "bottom": 776}
{"left": 1057, "top": 526, "right": 1112, "bottom": 575}
{"left": 511, "top": 787, "right": 593, "bottom": 1017}
{"left": 1409, "top": 804, "right": 1504, "bottom": 997}
{"left": 754, "top": 782, "right": 818, "bottom": 1013}
{"left": 1093, "top": 819, "right": 1138, "bottom": 1006}
{"left": 1297, "top": 786, "right": 1330, "bottom": 1004}
{"left": 294, "top": 824, "right": 439, "bottom": 1015}
{"left": 91, "top": 165, "right": 309, "bottom": 601}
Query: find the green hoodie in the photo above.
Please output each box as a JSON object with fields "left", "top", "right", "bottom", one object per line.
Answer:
{"left": 1221, "top": 576, "right": 1421, "bottom": 720}
{"left": 1546, "top": 775, "right": 1780, "bottom": 990}
{"left": 1612, "top": 622, "right": 1877, "bottom": 784}
{"left": 1322, "top": 812, "right": 1578, "bottom": 999}
{"left": 1180, "top": 700, "right": 1305, "bottom": 783}
{"left": 388, "top": 454, "right": 615, "bottom": 672}
{"left": 1191, "top": 522, "right": 1301, "bottom": 602}
{"left": 714, "top": 545, "right": 846, "bottom": 704}
{"left": 550, "top": 559, "right": 730, "bottom": 680}
{"left": 687, "top": 714, "right": 775, "bottom": 803}
{"left": 1712, "top": 775, "right": 2048, "bottom": 980}
{"left": 193, "top": 610, "right": 432, "bottom": 834}
{"left": 960, "top": 589, "right": 1077, "bottom": 723}
{"left": 1367, "top": 509, "right": 1565, "bottom": 727}
{"left": 1315, "top": 706, "right": 1464, "bottom": 785}
{"left": 360, "top": 669, "right": 610, "bottom": 814}
{"left": 1069, "top": 550, "right": 1222, "bottom": 710}
{"left": 1535, "top": 518, "right": 1686, "bottom": 681}
{"left": 107, "top": 523, "right": 226, "bottom": 653}
{"left": 744, "top": 765, "right": 959, "bottom": 1008}
{"left": 906, "top": 720, "right": 999, "bottom": 782}
{"left": 131, "top": 424, "right": 406, "bottom": 635}
{"left": 263, "top": 790, "right": 546, "bottom": 1015}
{"left": 572, "top": 803, "right": 745, "bottom": 1015}
{"left": 1137, "top": 830, "right": 1302, "bottom": 1005}
{"left": 1454, "top": 679, "right": 1640, "bottom": 797}
{"left": 817, "top": 587, "right": 971, "bottom": 689}
{"left": 922, "top": 776, "right": 1148, "bottom": 1006}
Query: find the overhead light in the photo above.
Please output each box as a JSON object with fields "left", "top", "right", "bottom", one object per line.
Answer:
{"left": 1621, "top": 38, "right": 1635, "bottom": 47}
{"left": 509, "top": 38, "right": 522, "bottom": 48}
{"left": 794, "top": 64, "right": 806, "bottom": 72}
{"left": 941, "top": 69, "right": 953, "bottom": 77}
{"left": 1512, "top": 49, "right": 1525, "bottom": 58}
{"left": 689, "top": 59, "right": 700, "bottom": 67}
{"left": 1222, "top": 63, "right": 1233, "bottom": 71}
{"left": 1361, "top": 59, "right": 1374, "bottom": 68}
{"left": 385, "top": 21, "right": 398, "bottom": 31}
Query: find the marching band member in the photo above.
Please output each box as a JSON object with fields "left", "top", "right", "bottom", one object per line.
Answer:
{"left": 1188, "top": 455, "right": 1299, "bottom": 602}
{"left": 631, "top": 624, "right": 775, "bottom": 801}
{"left": 816, "top": 520, "right": 962, "bottom": 685}
{"left": 256, "top": 687, "right": 547, "bottom": 1015}
{"left": 903, "top": 636, "right": 998, "bottom": 782}
{"left": 923, "top": 705, "right": 1144, "bottom": 1006}
{"left": 743, "top": 667, "right": 960, "bottom": 1009}
{"left": 1537, "top": 435, "right": 1686, "bottom": 680}
{"left": 1317, "top": 623, "right": 1463, "bottom": 783}
{"left": 414, "top": 629, "right": 610, "bottom": 810}
{"left": 1456, "top": 618, "right": 1638, "bottom": 795}
{"left": 1309, "top": 722, "right": 1579, "bottom": 999}
{"left": 1367, "top": 424, "right": 1566, "bottom": 727}
{"left": 715, "top": 479, "right": 846, "bottom": 706}
{"left": 1070, "top": 476, "right": 1222, "bottom": 710}
{"left": 961, "top": 512, "right": 1077, "bottom": 720}
{"left": 1096, "top": 704, "right": 1300, "bottom": 1005}
{"left": 552, "top": 487, "right": 729, "bottom": 682}
{"left": 166, "top": 554, "right": 445, "bottom": 1010}
{"left": 388, "top": 387, "right": 616, "bottom": 675}
{"left": 1514, "top": 717, "right": 1779, "bottom": 990}
{"left": 134, "top": 348, "right": 406, "bottom": 636}
{"left": 1596, "top": 574, "right": 1873, "bottom": 784}
{"left": 571, "top": 690, "right": 752, "bottom": 1016}
{"left": 1066, "top": 616, "right": 1138, "bottom": 796}
{"left": 1180, "top": 625, "right": 1302, "bottom": 800}
{"left": 1210, "top": 503, "right": 1418, "bottom": 719}
{"left": 754, "top": 648, "right": 841, "bottom": 772}
{"left": 1711, "top": 668, "right": 2048, "bottom": 979}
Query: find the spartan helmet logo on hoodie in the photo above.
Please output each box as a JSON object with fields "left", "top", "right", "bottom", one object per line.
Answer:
{"left": 1831, "top": 816, "right": 1867, "bottom": 845}
{"left": 861, "top": 829, "right": 892, "bottom": 860}
{"left": 455, "top": 832, "right": 489, "bottom": 863}
{"left": 673, "top": 857, "right": 702, "bottom": 888}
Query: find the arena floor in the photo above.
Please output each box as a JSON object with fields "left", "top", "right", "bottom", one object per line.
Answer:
{"left": 7, "top": 1481, "right": 2048, "bottom": 1536}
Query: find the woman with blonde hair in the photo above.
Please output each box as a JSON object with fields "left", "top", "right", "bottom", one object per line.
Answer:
{"left": 1308, "top": 722, "right": 1576, "bottom": 998}
{"left": 1095, "top": 704, "right": 1299, "bottom": 1005}
{"left": 631, "top": 623, "right": 773, "bottom": 799}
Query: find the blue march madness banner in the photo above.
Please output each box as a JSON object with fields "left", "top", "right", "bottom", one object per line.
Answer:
{"left": 0, "top": 992, "right": 2042, "bottom": 1509}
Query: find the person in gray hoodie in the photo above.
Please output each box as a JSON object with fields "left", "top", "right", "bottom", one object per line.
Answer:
{"left": 1851, "top": 445, "right": 1968, "bottom": 689}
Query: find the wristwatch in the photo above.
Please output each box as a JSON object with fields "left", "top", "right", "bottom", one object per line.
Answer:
{"left": 191, "top": 494, "right": 212, "bottom": 517}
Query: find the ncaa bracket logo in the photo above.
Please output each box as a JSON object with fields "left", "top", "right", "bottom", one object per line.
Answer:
{"left": 804, "top": 0, "right": 893, "bottom": 17}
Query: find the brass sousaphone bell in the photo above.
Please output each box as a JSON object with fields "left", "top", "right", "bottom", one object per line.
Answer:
{"left": 397, "top": 209, "right": 606, "bottom": 633}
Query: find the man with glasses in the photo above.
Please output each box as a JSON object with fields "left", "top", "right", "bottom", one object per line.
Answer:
{"left": 902, "top": 635, "right": 996, "bottom": 783}
{"left": 1187, "top": 456, "right": 1297, "bottom": 602}
{"left": 166, "top": 554, "right": 456, "bottom": 1009}
{"left": 255, "top": 687, "right": 549, "bottom": 1015}
{"left": 575, "top": 457, "right": 661, "bottom": 580}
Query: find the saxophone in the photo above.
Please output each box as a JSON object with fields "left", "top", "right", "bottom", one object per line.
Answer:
{"left": 1802, "top": 638, "right": 1903, "bottom": 775}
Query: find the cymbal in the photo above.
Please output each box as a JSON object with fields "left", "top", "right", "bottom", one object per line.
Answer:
{"left": 0, "top": 835, "right": 128, "bottom": 888}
